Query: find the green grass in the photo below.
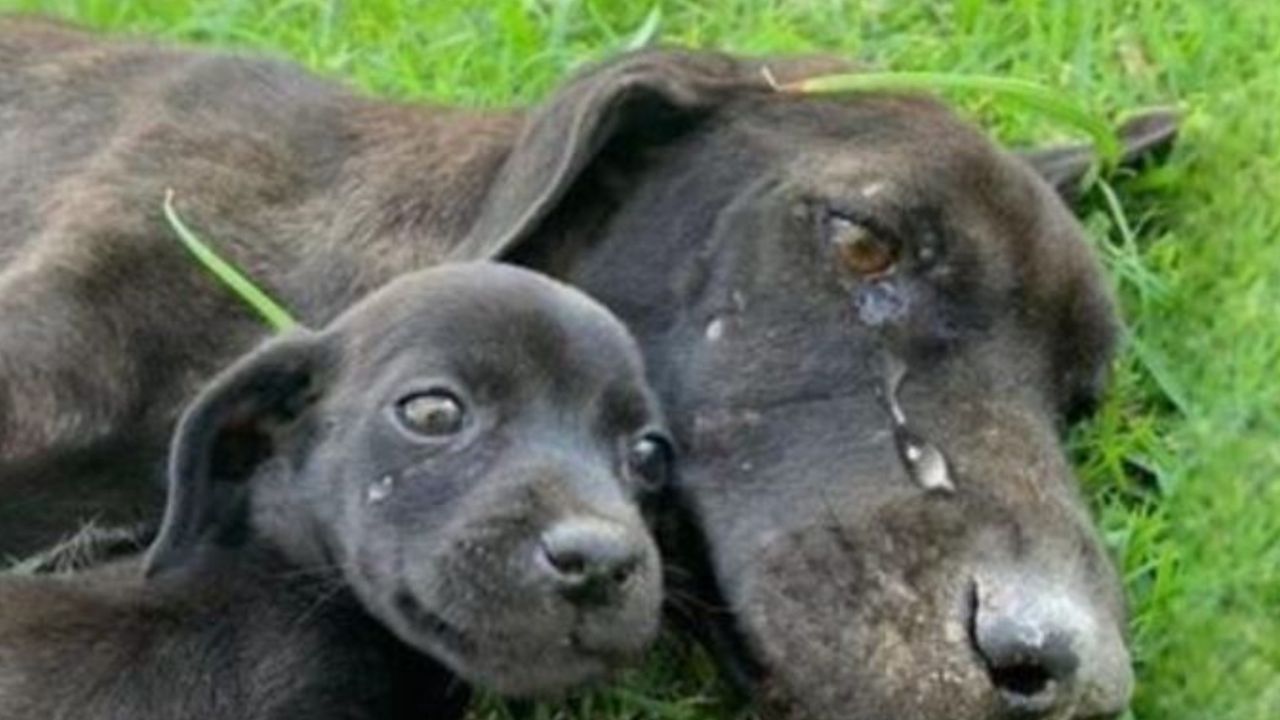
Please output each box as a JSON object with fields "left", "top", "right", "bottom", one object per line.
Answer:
{"left": 4, "top": 1, "right": 1277, "bottom": 718}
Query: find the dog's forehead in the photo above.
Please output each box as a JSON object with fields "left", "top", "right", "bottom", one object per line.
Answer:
{"left": 720, "top": 93, "right": 1016, "bottom": 203}
{"left": 728, "top": 94, "right": 1083, "bottom": 272}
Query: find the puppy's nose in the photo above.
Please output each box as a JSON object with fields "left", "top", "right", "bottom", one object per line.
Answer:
{"left": 970, "top": 574, "right": 1133, "bottom": 718}
{"left": 539, "top": 517, "right": 643, "bottom": 605}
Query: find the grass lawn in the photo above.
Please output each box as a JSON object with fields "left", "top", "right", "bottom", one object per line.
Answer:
{"left": 4, "top": 1, "right": 1276, "bottom": 718}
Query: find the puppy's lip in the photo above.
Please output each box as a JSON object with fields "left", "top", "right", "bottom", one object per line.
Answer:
{"left": 390, "top": 588, "right": 627, "bottom": 692}
{"left": 564, "top": 608, "right": 660, "bottom": 664}
{"left": 391, "top": 588, "right": 475, "bottom": 658}
{"left": 568, "top": 628, "right": 637, "bottom": 663}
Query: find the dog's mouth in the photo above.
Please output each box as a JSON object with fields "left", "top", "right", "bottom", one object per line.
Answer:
{"left": 390, "top": 585, "right": 637, "bottom": 697}
{"left": 392, "top": 588, "right": 476, "bottom": 659}
{"left": 392, "top": 587, "right": 627, "bottom": 659}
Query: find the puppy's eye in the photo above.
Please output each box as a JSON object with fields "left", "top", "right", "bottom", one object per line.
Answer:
{"left": 829, "top": 214, "right": 896, "bottom": 277}
{"left": 626, "top": 433, "right": 674, "bottom": 491}
{"left": 397, "top": 391, "right": 465, "bottom": 437}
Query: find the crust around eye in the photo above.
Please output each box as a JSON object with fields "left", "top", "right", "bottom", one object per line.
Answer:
{"left": 829, "top": 215, "right": 897, "bottom": 277}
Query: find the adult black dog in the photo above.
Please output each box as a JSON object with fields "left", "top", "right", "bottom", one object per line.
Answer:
{"left": 0, "top": 17, "right": 1175, "bottom": 720}
{"left": 0, "top": 262, "right": 670, "bottom": 718}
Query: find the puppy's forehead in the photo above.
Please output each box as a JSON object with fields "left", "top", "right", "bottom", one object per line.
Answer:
{"left": 335, "top": 264, "right": 644, "bottom": 384}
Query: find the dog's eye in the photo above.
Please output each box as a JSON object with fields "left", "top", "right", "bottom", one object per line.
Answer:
{"left": 626, "top": 433, "right": 674, "bottom": 491}
{"left": 829, "top": 214, "right": 896, "bottom": 277}
{"left": 397, "top": 391, "right": 465, "bottom": 437}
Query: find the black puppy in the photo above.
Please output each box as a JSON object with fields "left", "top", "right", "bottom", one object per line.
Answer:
{"left": 0, "top": 262, "right": 670, "bottom": 719}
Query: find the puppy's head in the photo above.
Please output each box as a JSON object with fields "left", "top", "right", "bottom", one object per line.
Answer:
{"left": 146, "top": 262, "right": 669, "bottom": 696}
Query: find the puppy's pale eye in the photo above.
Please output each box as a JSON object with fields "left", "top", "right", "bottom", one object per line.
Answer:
{"left": 397, "top": 391, "right": 465, "bottom": 437}
{"left": 626, "top": 433, "right": 674, "bottom": 491}
{"left": 829, "top": 214, "right": 896, "bottom": 277}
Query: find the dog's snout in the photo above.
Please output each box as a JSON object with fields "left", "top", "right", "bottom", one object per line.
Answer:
{"left": 538, "top": 517, "right": 643, "bottom": 605}
{"left": 974, "top": 612, "right": 1078, "bottom": 716}
{"left": 970, "top": 574, "right": 1134, "bottom": 718}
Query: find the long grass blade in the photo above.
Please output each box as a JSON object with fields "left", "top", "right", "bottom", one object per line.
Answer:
{"left": 163, "top": 189, "right": 299, "bottom": 332}
{"left": 779, "top": 71, "right": 1121, "bottom": 164}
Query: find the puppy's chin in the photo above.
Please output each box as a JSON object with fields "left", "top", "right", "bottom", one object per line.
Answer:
{"left": 340, "top": 522, "right": 662, "bottom": 694}
{"left": 372, "top": 584, "right": 655, "bottom": 697}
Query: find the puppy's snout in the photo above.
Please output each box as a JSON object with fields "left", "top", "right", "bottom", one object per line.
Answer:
{"left": 538, "top": 517, "right": 644, "bottom": 605}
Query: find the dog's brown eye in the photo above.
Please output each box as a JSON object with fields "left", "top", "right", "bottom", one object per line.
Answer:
{"left": 626, "top": 433, "right": 674, "bottom": 491}
{"left": 397, "top": 391, "right": 465, "bottom": 437}
{"left": 830, "top": 214, "right": 896, "bottom": 277}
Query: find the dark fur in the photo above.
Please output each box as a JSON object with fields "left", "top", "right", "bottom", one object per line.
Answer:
{"left": 0, "top": 263, "right": 667, "bottom": 718}
{"left": 0, "top": 17, "right": 1177, "bottom": 720}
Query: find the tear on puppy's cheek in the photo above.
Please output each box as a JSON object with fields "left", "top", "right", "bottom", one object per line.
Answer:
{"left": 855, "top": 281, "right": 910, "bottom": 326}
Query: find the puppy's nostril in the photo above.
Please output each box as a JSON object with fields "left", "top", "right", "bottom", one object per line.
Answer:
{"left": 539, "top": 518, "right": 643, "bottom": 605}
{"left": 548, "top": 550, "right": 588, "bottom": 578}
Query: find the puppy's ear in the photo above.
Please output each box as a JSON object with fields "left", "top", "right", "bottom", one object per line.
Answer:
{"left": 1020, "top": 108, "right": 1179, "bottom": 200}
{"left": 452, "top": 50, "right": 853, "bottom": 261}
{"left": 145, "top": 331, "right": 334, "bottom": 578}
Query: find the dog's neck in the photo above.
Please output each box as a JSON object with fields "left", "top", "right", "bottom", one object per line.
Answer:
{"left": 270, "top": 102, "right": 527, "bottom": 325}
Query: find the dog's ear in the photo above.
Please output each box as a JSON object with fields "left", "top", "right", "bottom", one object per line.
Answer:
{"left": 452, "top": 50, "right": 853, "bottom": 260}
{"left": 145, "top": 331, "right": 334, "bottom": 578}
{"left": 1021, "top": 108, "right": 1179, "bottom": 200}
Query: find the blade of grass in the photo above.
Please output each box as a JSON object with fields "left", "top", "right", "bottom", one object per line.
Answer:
{"left": 162, "top": 189, "right": 299, "bottom": 332}
{"left": 779, "top": 71, "right": 1121, "bottom": 164}
{"left": 623, "top": 5, "right": 662, "bottom": 51}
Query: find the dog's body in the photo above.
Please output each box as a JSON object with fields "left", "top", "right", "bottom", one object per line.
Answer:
{"left": 0, "top": 263, "right": 669, "bottom": 719}
{"left": 0, "top": 17, "right": 1178, "bottom": 720}
{"left": 0, "top": 18, "right": 525, "bottom": 547}
{"left": 0, "top": 554, "right": 462, "bottom": 720}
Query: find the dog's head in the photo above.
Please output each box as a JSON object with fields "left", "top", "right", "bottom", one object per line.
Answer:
{"left": 146, "top": 262, "right": 669, "bottom": 697}
{"left": 456, "top": 50, "right": 1177, "bottom": 719}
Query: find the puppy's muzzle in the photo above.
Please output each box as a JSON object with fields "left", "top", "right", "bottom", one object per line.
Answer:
{"left": 537, "top": 516, "right": 645, "bottom": 606}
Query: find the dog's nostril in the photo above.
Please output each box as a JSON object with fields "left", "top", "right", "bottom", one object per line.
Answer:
{"left": 970, "top": 575, "right": 1135, "bottom": 718}
{"left": 972, "top": 586, "right": 1082, "bottom": 717}
{"left": 972, "top": 576, "right": 1085, "bottom": 712}
{"left": 990, "top": 661, "right": 1053, "bottom": 701}
{"left": 538, "top": 518, "right": 643, "bottom": 604}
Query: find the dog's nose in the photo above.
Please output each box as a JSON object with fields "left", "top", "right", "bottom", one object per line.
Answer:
{"left": 539, "top": 517, "right": 643, "bottom": 605}
{"left": 974, "top": 612, "right": 1079, "bottom": 716}
{"left": 971, "top": 575, "right": 1133, "bottom": 718}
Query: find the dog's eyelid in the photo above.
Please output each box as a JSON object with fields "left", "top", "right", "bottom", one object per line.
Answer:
{"left": 597, "top": 384, "right": 656, "bottom": 435}
{"left": 824, "top": 204, "right": 888, "bottom": 233}
{"left": 389, "top": 375, "right": 470, "bottom": 403}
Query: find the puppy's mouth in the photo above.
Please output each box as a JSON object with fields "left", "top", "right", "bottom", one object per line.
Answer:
{"left": 389, "top": 585, "right": 631, "bottom": 697}
{"left": 566, "top": 622, "right": 647, "bottom": 665}
{"left": 392, "top": 588, "right": 475, "bottom": 659}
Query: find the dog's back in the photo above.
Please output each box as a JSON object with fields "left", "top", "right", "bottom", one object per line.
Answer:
{"left": 0, "top": 19, "right": 529, "bottom": 557}
{"left": 0, "top": 16, "right": 346, "bottom": 262}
